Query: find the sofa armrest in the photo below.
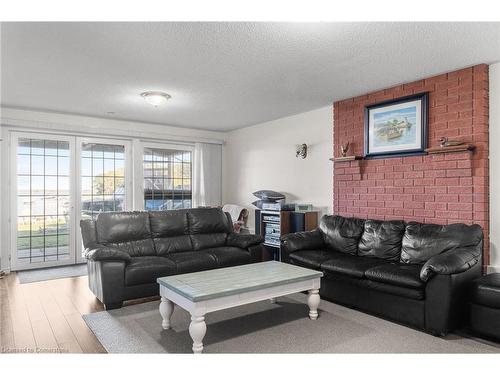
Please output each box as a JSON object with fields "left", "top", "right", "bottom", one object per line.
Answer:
{"left": 281, "top": 229, "right": 325, "bottom": 253}
{"left": 226, "top": 233, "right": 264, "bottom": 249}
{"left": 85, "top": 245, "right": 132, "bottom": 263}
{"left": 420, "top": 245, "right": 482, "bottom": 282}
{"left": 425, "top": 261, "right": 482, "bottom": 335}
{"left": 281, "top": 229, "right": 325, "bottom": 263}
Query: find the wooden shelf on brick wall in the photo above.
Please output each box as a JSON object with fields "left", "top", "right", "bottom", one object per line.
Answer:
{"left": 329, "top": 156, "right": 363, "bottom": 162}
{"left": 425, "top": 144, "right": 475, "bottom": 155}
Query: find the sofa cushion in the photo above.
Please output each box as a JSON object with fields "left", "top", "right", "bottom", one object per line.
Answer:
{"left": 358, "top": 219, "right": 405, "bottom": 260}
{"left": 401, "top": 222, "right": 483, "bottom": 264}
{"left": 187, "top": 208, "right": 232, "bottom": 234}
{"left": 125, "top": 256, "right": 176, "bottom": 286}
{"left": 148, "top": 210, "right": 194, "bottom": 254}
{"left": 365, "top": 279, "right": 425, "bottom": 300}
{"left": 96, "top": 211, "right": 155, "bottom": 256}
{"left": 319, "top": 215, "right": 364, "bottom": 255}
{"left": 321, "top": 254, "right": 387, "bottom": 279}
{"left": 190, "top": 233, "right": 228, "bottom": 251}
{"left": 365, "top": 263, "right": 424, "bottom": 289}
{"left": 149, "top": 210, "right": 188, "bottom": 237}
{"left": 471, "top": 274, "right": 500, "bottom": 309}
{"left": 203, "top": 246, "right": 254, "bottom": 267}
{"left": 289, "top": 249, "right": 345, "bottom": 270}
{"left": 165, "top": 251, "right": 218, "bottom": 274}
{"left": 154, "top": 235, "right": 193, "bottom": 255}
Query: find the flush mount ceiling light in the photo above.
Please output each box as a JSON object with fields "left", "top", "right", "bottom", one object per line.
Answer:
{"left": 140, "top": 91, "right": 171, "bottom": 107}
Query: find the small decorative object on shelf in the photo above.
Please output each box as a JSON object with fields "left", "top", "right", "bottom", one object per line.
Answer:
{"left": 438, "top": 137, "right": 465, "bottom": 148}
{"left": 296, "top": 143, "right": 308, "bottom": 159}
{"left": 340, "top": 141, "right": 350, "bottom": 157}
{"left": 425, "top": 144, "right": 475, "bottom": 154}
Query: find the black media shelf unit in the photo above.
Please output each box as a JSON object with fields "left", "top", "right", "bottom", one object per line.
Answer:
{"left": 255, "top": 209, "right": 318, "bottom": 261}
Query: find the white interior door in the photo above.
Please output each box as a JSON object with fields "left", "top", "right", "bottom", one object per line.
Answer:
{"left": 11, "top": 132, "right": 76, "bottom": 270}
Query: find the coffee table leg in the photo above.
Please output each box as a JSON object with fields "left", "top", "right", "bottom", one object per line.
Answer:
{"left": 159, "top": 297, "right": 174, "bottom": 330}
{"left": 307, "top": 289, "right": 320, "bottom": 320}
{"left": 189, "top": 315, "right": 207, "bottom": 354}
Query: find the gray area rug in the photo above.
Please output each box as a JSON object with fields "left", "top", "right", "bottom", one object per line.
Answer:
{"left": 17, "top": 264, "right": 87, "bottom": 284}
{"left": 83, "top": 293, "right": 500, "bottom": 353}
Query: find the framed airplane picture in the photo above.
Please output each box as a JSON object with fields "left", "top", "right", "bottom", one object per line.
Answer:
{"left": 364, "top": 92, "right": 428, "bottom": 158}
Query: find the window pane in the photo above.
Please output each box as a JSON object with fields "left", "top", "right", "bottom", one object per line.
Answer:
{"left": 18, "top": 139, "right": 31, "bottom": 155}
{"left": 31, "top": 156, "right": 44, "bottom": 175}
{"left": 143, "top": 147, "right": 192, "bottom": 211}
{"left": 45, "top": 176, "right": 58, "bottom": 192}
{"left": 80, "top": 142, "right": 126, "bottom": 226}
{"left": 58, "top": 157, "right": 69, "bottom": 176}
{"left": 31, "top": 176, "right": 44, "bottom": 194}
{"left": 45, "top": 140, "right": 59, "bottom": 156}
{"left": 58, "top": 141, "right": 70, "bottom": 157}
{"left": 81, "top": 158, "right": 92, "bottom": 176}
{"left": 18, "top": 155, "right": 30, "bottom": 174}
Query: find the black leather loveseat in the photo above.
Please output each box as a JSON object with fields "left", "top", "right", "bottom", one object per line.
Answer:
{"left": 281, "top": 215, "right": 483, "bottom": 336}
{"left": 81, "top": 207, "right": 264, "bottom": 309}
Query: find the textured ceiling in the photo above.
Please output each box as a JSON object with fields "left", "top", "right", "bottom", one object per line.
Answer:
{"left": 1, "top": 22, "right": 500, "bottom": 131}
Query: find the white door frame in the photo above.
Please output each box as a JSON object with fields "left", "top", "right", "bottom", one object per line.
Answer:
{"left": 10, "top": 131, "right": 77, "bottom": 271}
{"left": 75, "top": 136, "right": 133, "bottom": 263}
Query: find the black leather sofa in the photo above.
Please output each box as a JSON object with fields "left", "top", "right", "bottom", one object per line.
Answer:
{"left": 281, "top": 215, "right": 483, "bottom": 336}
{"left": 80, "top": 207, "right": 264, "bottom": 309}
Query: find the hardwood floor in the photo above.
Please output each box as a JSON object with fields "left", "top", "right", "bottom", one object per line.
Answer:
{"left": 0, "top": 272, "right": 109, "bottom": 353}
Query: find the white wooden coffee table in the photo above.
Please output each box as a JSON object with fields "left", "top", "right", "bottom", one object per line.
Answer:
{"left": 157, "top": 261, "right": 322, "bottom": 353}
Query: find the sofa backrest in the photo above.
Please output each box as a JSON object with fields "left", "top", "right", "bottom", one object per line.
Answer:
{"left": 358, "top": 219, "right": 405, "bottom": 261}
{"left": 318, "top": 215, "right": 365, "bottom": 255}
{"left": 95, "top": 211, "right": 156, "bottom": 257}
{"left": 401, "top": 222, "right": 483, "bottom": 264}
{"left": 318, "top": 215, "right": 484, "bottom": 263}
{"left": 88, "top": 207, "right": 233, "bottom": 255}
{"left": 187, "top": 208, "right": 232, "bottom": 250}
{"left": 149, "top": 210, "right": 193, "bottom": 255}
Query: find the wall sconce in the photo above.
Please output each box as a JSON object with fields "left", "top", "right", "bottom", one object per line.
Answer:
{"left": 296, "top": 143, "right": 308, "bottom": 159}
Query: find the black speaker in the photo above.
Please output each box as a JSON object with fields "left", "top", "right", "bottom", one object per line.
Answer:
{"left": 290, "top": 212, "right": 306, "bottom": 233}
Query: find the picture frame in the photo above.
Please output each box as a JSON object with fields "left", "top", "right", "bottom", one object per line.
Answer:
{"left": 364, "top": 92, "right": 428, "bottom": 158}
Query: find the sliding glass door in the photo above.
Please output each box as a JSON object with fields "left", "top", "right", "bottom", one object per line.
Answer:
{"left": 11, "top": 132, "right": 132, "bottom": 270}
{"left": 12, "top": 133, "right": 76, "bottom": 270}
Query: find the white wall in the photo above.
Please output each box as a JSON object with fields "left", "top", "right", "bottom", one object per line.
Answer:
{"left": 223, "top": 106, "right": 333, "bottom": 231}
{"left": 489, "top": 62, "right": 500, "bottom": 273}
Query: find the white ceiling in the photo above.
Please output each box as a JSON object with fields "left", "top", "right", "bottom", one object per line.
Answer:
{"left": 1, "top": 22, "right": 500, "bottom": 131}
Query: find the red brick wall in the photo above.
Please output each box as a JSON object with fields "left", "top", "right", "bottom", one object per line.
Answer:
{"left": 333, "top": 64, "right": 490, "bottom": 266}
